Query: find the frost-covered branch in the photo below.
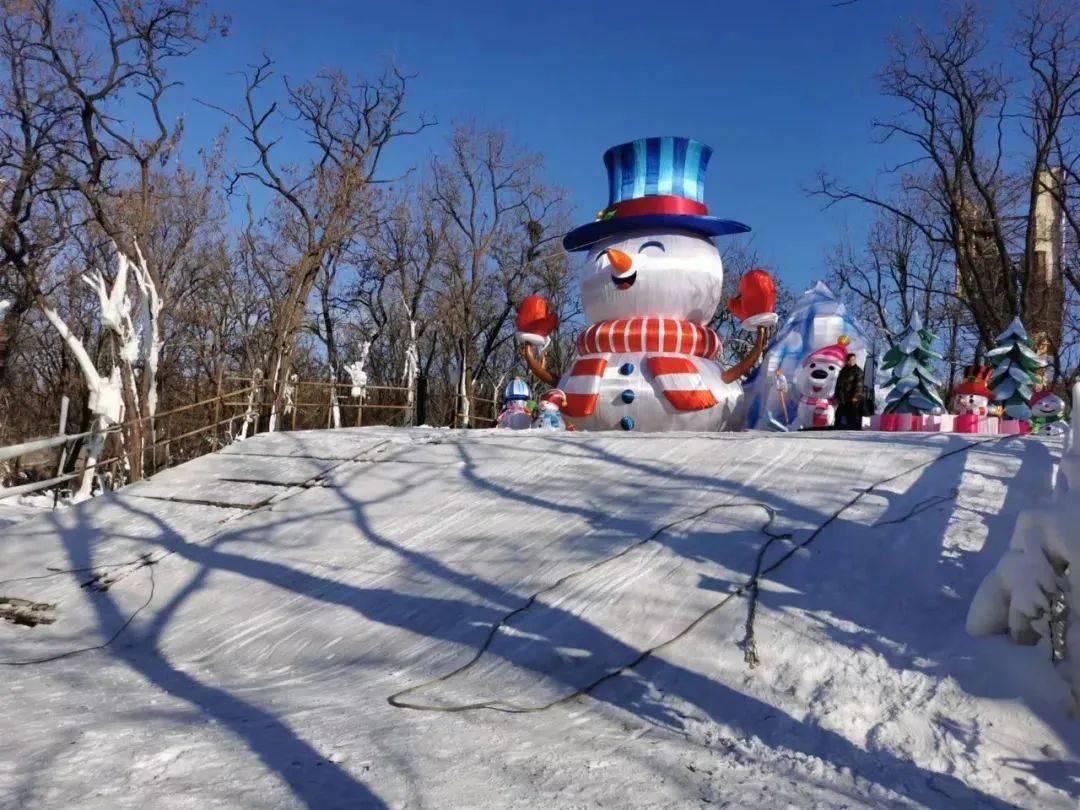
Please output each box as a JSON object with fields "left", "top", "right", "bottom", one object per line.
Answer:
{"left": 129, "top": 239, "right": 163, "bottom": 420}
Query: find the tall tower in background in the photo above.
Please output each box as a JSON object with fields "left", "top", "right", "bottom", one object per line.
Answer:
{"left": 1030, "top": 168, "right": 1066, "bottom": 378}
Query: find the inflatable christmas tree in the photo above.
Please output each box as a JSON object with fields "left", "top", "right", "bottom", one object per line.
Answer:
{"left": 987, "top": 317, "right": 1045, "bottom": 420}
{"left": 882, "top": 313, "right": 946, "bottom": 414}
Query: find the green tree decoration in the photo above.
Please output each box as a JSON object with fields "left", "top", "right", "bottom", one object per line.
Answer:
{"left": 882, "top": 312, "right": 946, "bottom": 414}
{"left": 987, "top": 317, "right": 1045, "bottom": 420}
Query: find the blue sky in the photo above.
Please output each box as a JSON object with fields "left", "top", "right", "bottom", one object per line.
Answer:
{"left": 170, "top": 0, "right": 989, "bottom": 292}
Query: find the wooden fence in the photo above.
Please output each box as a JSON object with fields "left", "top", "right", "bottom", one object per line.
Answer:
{"left": 227, "top": 376, "right": 499, "bottom": 432}
{"left": 0, "top": 376, "right": 500, "bottom": 502}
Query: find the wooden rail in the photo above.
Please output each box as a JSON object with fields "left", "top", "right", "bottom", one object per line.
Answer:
{"left": 1, "top": 375, "right": 506, "bottom": 502}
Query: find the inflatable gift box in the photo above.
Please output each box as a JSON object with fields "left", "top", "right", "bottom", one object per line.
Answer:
{"left": 998, "top": 419, "right": 1031, "bottom": 436}
{"left": 955, "top": 413, "right": 980, "bottom": 434}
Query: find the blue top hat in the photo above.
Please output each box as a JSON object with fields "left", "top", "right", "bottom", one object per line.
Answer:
{"left": 563, "top": 136, "right": 750, "bottom": 252}
{"left": 503, "top": 377, "right": 531, "bottom": 402}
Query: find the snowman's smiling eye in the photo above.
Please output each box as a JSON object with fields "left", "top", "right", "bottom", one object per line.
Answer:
{"left": 638, "top": 241, "right": 665, "bottom": 253}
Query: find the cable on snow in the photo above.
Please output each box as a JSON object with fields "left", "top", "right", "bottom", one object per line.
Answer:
{"left": 388, "top": 435, "right": 1002, "bottom": 713}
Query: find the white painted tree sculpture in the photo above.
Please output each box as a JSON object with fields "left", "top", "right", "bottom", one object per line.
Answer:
{"left": 346, "top": 341, "right": 372, "bottom": 399}
{"left": 402, "top": 323, "right": 419, "bottom": 426}
{"left": 38, "top": 305, "right": 124, "bottom": 501}
{"left": 345, "top": 341, "right": 373, "bottom": 425}
{"left": 37, "top": 241, "right": 166, "bottom": 497}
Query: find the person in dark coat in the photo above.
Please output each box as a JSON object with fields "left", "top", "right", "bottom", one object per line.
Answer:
{"left": 834, "top": 353, "right": 864, "bottom": 430}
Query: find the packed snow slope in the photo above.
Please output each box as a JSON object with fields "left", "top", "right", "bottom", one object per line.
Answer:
{"left": 1, "top": 428, "right": 1077, "bottom": 808}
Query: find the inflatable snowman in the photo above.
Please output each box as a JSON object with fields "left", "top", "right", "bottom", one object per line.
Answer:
{"left": 533, "top": 389, "right": 567, "bottom": 430}
{"left": 792, "top": 337, "right": 849, "bottom": 429}
{"left": 950, "top": 366, "right": 992, "bottom": 417}
{"left": 1030, "top": 390, "right": 1067, "bottom": 436}
{"left": 517, "top": 136, "right": 776, "bottom": 432}
{"left": 496, "top": 377, "right": 534, "bottom": 430}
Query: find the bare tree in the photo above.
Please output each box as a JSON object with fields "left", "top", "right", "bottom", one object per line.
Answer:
{"left": 814, "top": 1, "right": 1079, "bottom": 379}
{"left": 205, "top": 58, "right": 432, "bottom": 429}
{"left": 352, "top": 190, "right": 448, "bottom": 425}
{"left": 0, "top": 4, "right": 75, "bottom": 396}
{"left": 1, "top": 0, "right": 219, "bottom": 480}
{"left": 431, "top": 126, "right": 568, "bottom": 425}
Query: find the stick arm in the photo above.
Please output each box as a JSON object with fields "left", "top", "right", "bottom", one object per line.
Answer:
{"left": 521, "top": 344, "right": 559, "bottom": 386}
{"left": 721, "top": 326, "right": 769, "bottom": 385}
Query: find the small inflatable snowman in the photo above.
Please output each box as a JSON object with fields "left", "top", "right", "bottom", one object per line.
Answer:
{"left": 496, "top": 377, "right": 534, "bottom": 430}
{"left": 1030, "top": 390, "right": 1067, "bottom": 436}
{"left": 533, "top": 389, "right": 567, "bottom": 430}
{"left": 950, "top": 366, "right": 992, "bottom": 417}
{"left": 792, "top": 337, "right": 848, "bottom": 429}
{"left": 517, "top": 136, "right": 776, "bottom": 432}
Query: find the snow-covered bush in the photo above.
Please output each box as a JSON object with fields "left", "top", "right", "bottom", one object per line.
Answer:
{"left": 967, "top": 382, "right": 1080, "bottom": 704}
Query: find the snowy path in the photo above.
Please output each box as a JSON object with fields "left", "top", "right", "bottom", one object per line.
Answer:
{"left": 0, "top": 428, "right": 1076, "bottom": 808}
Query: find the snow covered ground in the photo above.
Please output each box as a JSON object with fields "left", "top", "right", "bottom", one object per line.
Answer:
{"left": 0, "top": 427, "right": 1076, "bottom": 808}
{"left": 0, "top": 495, "right": 55, "bottom": 531}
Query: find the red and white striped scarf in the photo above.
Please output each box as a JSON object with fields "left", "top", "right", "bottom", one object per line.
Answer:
{"left": 577, "top": 317, "right": 722, "bottom": 359}
{"left": 563, "top": 317, "right": 723, "bottom": 419}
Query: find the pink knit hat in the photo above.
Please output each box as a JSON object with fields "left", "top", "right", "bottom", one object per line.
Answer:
{"left": 805, "top": 335, "right": 851, "bottom": 366}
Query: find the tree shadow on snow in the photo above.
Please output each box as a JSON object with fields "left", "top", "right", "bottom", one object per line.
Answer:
{"left": 21, "top": 430, "right": 1064, "bottom": 808}
{"left": 45, "top": 501, "right": 392, "bottom": 809}
{"left": 742, "top": 435, "right": 1080, "bottom": 787}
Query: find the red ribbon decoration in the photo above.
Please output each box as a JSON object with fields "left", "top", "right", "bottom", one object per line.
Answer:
{"left": 606, "top": 195, "right": 708, "bottom": 219}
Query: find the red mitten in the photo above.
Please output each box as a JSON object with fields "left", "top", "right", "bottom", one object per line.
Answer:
{"left": 728, "top": 269, "right": 778, "bottom": 330}
{"left": 516, "top": 294, "right": 557, "bottom": 347}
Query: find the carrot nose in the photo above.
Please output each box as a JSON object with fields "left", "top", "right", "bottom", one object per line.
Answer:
{"left": 605, "top": 248, "right": 632, "bottom": 273}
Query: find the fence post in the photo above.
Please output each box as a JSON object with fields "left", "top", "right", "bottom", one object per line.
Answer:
{"left": 327, "top": 380, "right": 334, "bottom": 429}
{"left": 212, "top": 365, "right": 224, "bottom": 448}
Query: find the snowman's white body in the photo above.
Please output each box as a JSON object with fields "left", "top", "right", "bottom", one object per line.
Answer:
{"left": 557, "top": 229, "right": 744, "bottom": 432}
{"left": 561, "top": 351, "right": 744, "bottom": 432}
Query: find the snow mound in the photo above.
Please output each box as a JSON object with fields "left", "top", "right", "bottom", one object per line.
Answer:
{"left": 0, "top": 426, "right": 1076, "bottom": 808}
{"left": 968, "top": 382, "right": 1080, "bottom": 700}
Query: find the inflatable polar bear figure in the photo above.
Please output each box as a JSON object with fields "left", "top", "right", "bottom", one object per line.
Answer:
{"left": 792, "top": 337, "right": 849, "bottom": 430}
